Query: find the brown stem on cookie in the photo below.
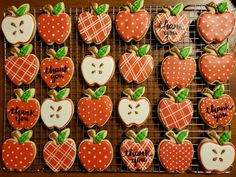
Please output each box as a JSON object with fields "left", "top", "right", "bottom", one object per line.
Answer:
{"left": 162, "top": 6, "right": 172, "bottom": 16}
{"left": 14, "top": 89, "right": 24, "bottom": 101}
{"left": 128, "top": 45, "right": 139, "bottom": 56}
{"left": 49, "top": 131, "right": 59, "bottom": 143}
{"left": 11, "top": 130, "right": 21, "bottom": 140}
{"left": 126, "top": 130, "right": 137, "bottom": 141}
{"left": 170, "top": 46, "right": 182, "bottom": 59}
{"left": 88, "top": 46, "right": 99, "bottom": 58}
{"left": 48, "top": 90, "right": 58, "bottom": 100}
{"left": 10, "top": 46, "right": 20, "bottom": 56}
{"left": 165, "top": 89, "right": 176, "bottom": 101}
{"left": 83, "top": 88, "right": 95, "bottom": 97}
{"left": 205, "top": 2, "right": 217, "bottom": 14}
{"left": 43, "top": 4, "right": 53, "bottom": 15}
{"left": 7, "top": 6, "right": 17, "bottom": 16}
{"left": 204, "top": 45, "right": 217, "bottom": 55}
{"left": 208, "top": 130, "right": 221, "bottom": 144}
{"left": 123, "top": 88, "right": 134, "bottom": 98}
{"left": 87, "top": 129, "right": 96, "bottom": 143}
{"left": 46, "top": 49, "right": 57, "bottom": 58}
{"left": 201, "top": 88, "right": 214, "bottom": 98}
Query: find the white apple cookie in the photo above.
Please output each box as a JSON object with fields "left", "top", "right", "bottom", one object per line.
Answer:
{"left": 81, "top": 45, "right": 115, "bottom": 86}
{"left": 41, "top": 88, "right": 74, "bottom": 129}
{"left": 198, "top": 130, "right": 235, "bottom": 173}
{"left": 118, "top": 87, "right": 151, "bottom": 127}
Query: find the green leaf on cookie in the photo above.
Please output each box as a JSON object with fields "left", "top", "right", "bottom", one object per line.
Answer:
{"left": 137, "top": 44, "right": 150, "bottom": 57}
{"left": 95, "top": 4, "right": 109, "bottom": 15}
{"left": 16, "top": 4, "right": 29, "bottom": 16}
{"left": 132, "top": 87, "right": 145, "bottom": 100}
{"left": 176, "top": 88, "right": 189, "bottom": 103}
{"left": 97, "top": 45, "right": 110, "bottom": 58}
{"left": 19, "top": 131, "right": 33, "bottom": 144}
{"left": 55, "top": 47, "right": 68, "bottom": 59}
{"left": 217, "top": 2, "right": 228, "bottom": 14}
{"left": 180, "top": 47, "right": 192, "bottom": 59}
{"left": 136, "top": 128, "right": 148, "bottom": 143}
{"left": 219, "top": 131, "right": 231, "bottom": 145}
{"left": 92, "top": 86, "right": 106, "bottom": 99}
{"left": 217, "top": 42, "right": 228, "bottom": 56}
{"left": 95, "top": 130, "right": 107, "bottom": 143}
{"left": 56, "top": 88, "right": 70, "bottom": 100}
{"left": 19, "top": 44, "right": 33, "bottom": 57}
{"left": 52, "top": 2, "right": 64, "bottom": 15}
{"left": 213, "top": 84, "right": 224, "bottom": 99}
{"left": 176, "top": 130, "right": 188, "bottom": 144}
{"left": 57, "top": 128, "right": 70, "bottom": 144}
{"left": 132, "top": 0, "right": 144, "bottom": 13}
{"left": 171, "top": 3, "right": 183, "bottom": 16}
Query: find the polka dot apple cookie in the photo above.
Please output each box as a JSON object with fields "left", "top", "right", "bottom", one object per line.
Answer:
{"left": 161, "top": 46, "right": 196, "bottom": 89}
{"left": 199, "top": 42, "right": 236, "bottom": 84}
{"left": 38, "top": 2, "right": 71, "bottom": 45}
{"left": 198, "top": 84, "right": 235, "bottom": 128}
{"left": 197, "top": 2, "right": 235, "bottom": 44}
{"left": 78, "top": 129, "right": 113, "bottom": 172}
{"left": 2, "top": 130, "right": 37, "bottom": 171}
{"left": 158, "top": 130, "right": 194, "bottom": 173}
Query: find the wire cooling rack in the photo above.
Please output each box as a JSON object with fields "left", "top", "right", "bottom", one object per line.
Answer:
{"left": 2, "top": 5, "right": 232, "bottom": 173}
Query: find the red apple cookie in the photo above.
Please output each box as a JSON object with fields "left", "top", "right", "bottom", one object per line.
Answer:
{"left": 40, "top": 47, "right": 74, "bottom": 88}
{"left": 1, "top": 4, "right": 36, "bottom": 45}
{"left": 120, "top": 128, "right": 155, "bottom": 171}
{"left": 153, "top": 3, "right": 189, "bottom": 44}
{"left": 197, "top": 2, "right": 235, "bottom": 44}
{"left": 158, "top": 130, "right": 194, "bottom": 173}
{"left": 199, "top": 42, "right": 236, "bottom": 84}
{"left": 116, "top": 0, "right": 150, "bottom": 42}
{"left": 119, "top": 44, "right": 154, "bottom": 84}
{"left": 4, "top": 44, "right": 39, "bottom": 86}
{"left": 78, "top": 3, "right": 111, "bottom": 45}
{"left": 77, "top": 86, "right": 113, "bottom": 128}
{"left": 38, "top": 2, "right": 71, "bottom": 45}
{"left": 158, "top": 88, "right": 193, "bottom": 131}
{"left": 161, "top": 46, "right": 196, "bottom": 88}
{"left": 2, "top": 130, "right": 36, "bottom": 172}
{"left": 198, "top": 84, "right": 235, "bottom": 128}
{"left": 7, "top": 88, "right": 40, "bottom": 130}
{"left": 198, "top": 130, "right": 236, "bottom": 173}
{"left": 43, "top": 128, "right": 76, "bottom": 172}
{"left": 78, "top": 129, "right": 113, "bottom": 172}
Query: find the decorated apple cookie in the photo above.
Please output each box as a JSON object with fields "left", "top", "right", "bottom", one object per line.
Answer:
{"left": 161, "top": 46, "right": 196, "bottom": 88}
{"left": 41, "top": 88, "right": 74, "bottom": 129}
{"left": 7, "top": 88, "right": 40, "bottom": 130}
{"left": 38, "top": 2, "right": 71, "bottom": 45}
{"left": 2, "top": 130, "right": 36, "bottom": 171}
{"left": 198, "top": 130, "right": 235, "bottom": 173}
{"left": 120, "top": 128, "right": 155, "bottom": 171}
{"left": 153, "top": 3, "right": 189, "bottom": 44}
{"left": 4, "top": 44, "right": 39, "bottom": 86}
{"left": 78, "top": 129, "right": 113, "bottom": 172}
{"left": 116, "top": 0, "right": 150, "bottom": 42}
{"left": 199, "top": 42, "right": 236, "bottom": 84}
{"left": 43, "top": 128, "right": 76, "bottom": 172}
{"left": 197, "top": 2, "right": 235, "bottom": 44}
{"left": 158, "top": 88, "right": 193, "bottom": 130}
{"left": 198, "top": 84, "right": 235, "bottom": 128}
{"left": 78, "top": 3, "right": 111, "bottom": 44}
{"left": 40, "top": 46, "right": 74, "bottom": 88}
{"left": 119, "top": 45, "right": 154, "bottom": 84}
{"left": 118, "top": 87, "right": 151, "bottom": 127}
{"left": 77, "top": 86, "right": 113, "bottom": 128}
{"left": 81, "top": 45, "right": 115, "bottom": 86}
{"left": 1, "top": 4, "right": 36, "bottom": 45}
{"left": 158, "top": 130, "right": 194, "bottom": 173}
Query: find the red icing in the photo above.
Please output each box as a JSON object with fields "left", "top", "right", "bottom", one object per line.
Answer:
{"left": 198, "top": 12, "right": 235, "bottom": 43}
{"left": 77, "top": 96, "right": 113, "bottom": 128}
{"left": 161, "top": 56, "right": 196, "bottom": 88}
{"left": 2, "top": 139, "right": 36, "bottom": 171}
{"left": 40, "top": 57, "right": 74, "bottom": 88}
{"left": 78, "top": 140, "right": 113, "bottom": 172}
{"left": 4, "top": 54, "right": 39, "bottom": 86}
{"left": 158, "top": 140, "right": 194, "bottom": 173}
{"left": 199, "top": 53, "right": 236, "bottom": 84}
{"left": 38, "top": 13, "right": 71, "bottom": 45}
{"left": 78, "top": 12, "right": 111, "bottom": 44}
{"left": 158, "top": 98, "right": 193, "bottom": 130}
{"left": 119, "top": 53, "right": 154, "bottom": 84}
{"left": 115, "top": 10, "right": 150, "bottom": 42}
{"left": 199, "top": 95, "right": 235, "bottom": 128}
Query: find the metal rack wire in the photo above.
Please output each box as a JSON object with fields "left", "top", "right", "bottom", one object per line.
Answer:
{"left": 2, "top": 5, "right": 231, "bottom": 173}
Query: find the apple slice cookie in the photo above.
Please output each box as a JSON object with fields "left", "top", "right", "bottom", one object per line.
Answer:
{"left": 115, "top": 0, "right": 150, "bottom": 42}
{"left": 118, "top": 87, "right": 151, "bottom": 127}
{"left": 199, "top": 42, "right": 236, "bottom": 84}
{"left": 40, "top": 46, "right": 74, "bottom": 88}
{"left": 198, "top": 84, "right": 235, "bottom": 128}
{"left": 120, "top": 128, "right": 155, "bottom": 171}
{"left": 158, "top": 130, "right": 194, "bottom": 173}
{"left": 78, "top": 129, "right": 113, "bottom": 172}
{"left": 41, "top": 88, "right": 74, "bottom": 129}
{"left": 7, "top": 88, "right": 40, "bottom": 130}
{"left": 119, "top": 45, "right": 154, "bottom": 84}
{"left": 158, "top": 88, "right": 193, "bottom": 131}
{"left": 38, "top": 2, "right": 71, "bottom": 45}
{"left": 5, "top": 44, "right": 39, "bottom": 86}
{"left": 81, "top": 45, "right": 115, "bottom": 86}
{"left": 1, "top": 4, "right": 36, "bottom": 45}
{"left": 77, "top": 86, "right": 113, "bottom": 128}
{"left": 197, "top": 2, "right": 235, "bottom": 44}
{"left": 198, "top": 130, "right": 235, "bottom": 173}
{"left": 78, "top": 3, "right": 111, "bottom": 44}
{"left": 161, "top": 46, "right": 196, "bottom": 89}
{"left": 153, "top": 3, "right": 189, "bottom": 44}
{"left": 2, "top": 130, "right": 37, "bottom": 171}
{"left": 43, "top": 128, "right": 76, "bottom": 172}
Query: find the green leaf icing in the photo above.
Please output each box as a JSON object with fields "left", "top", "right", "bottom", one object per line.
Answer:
{"left": 132, "top": 87, "right": 145, "bottom": 100}
{"left": 21, "top": 89, "right": 32, "bottom": 102}
{"left": 213, "top": 84, "right": 224, "bottom": 99}
{"left": 217, "top": 42, "right": 228, "bottom": 56}
{"left": 171, "top": 3, "right": 183, "bottom": 16}
{"left": 52, "top": 2, "right": 64, "bottom": 15}
{"left": 137, "top": 45, "right": 150, "bottom": 57}
{"left": 136, "top": 128, "right": 148, "bottom": 143}
{"left": 57, "top": 131, "right": 67, "bottom": 144}
{"left": 176, "top": 130, "right": 188, "bottom": 144}
{"left": 19, "top": 44, "right": 32, "bottom": 57}
{"left": 56, "top": 88, "right": 69, "bottom": 100}
{"left": 217, "top": 2, "right": 228, "bottom": 14}
{"left": 19, "top": 131, "right": 32, "bottom": 144}
{"left": 95, "top": 4, "right": 109, "bottom": 15}
{"left": 180, "top": 47, "right": 192, "bottom": 59}
{"left": 219, "top": 131, "right": 231, "bottom": 145}
{"left": 95, "top": 130, "right": 107, "bottom": 143}
{"left": 97, "top": 45, "right": 110, "bottom": 58}
{"left": 176, "top": 88, "right": 189, "bottom": 103}
{"left": 55, "top": 47, "right": 68, "bottom": 59}
{"left": 92, "top": 86, "right": 106, "bottom": 99}
{"left": 16, "top": 4, "right": 28, "bottom": 16}
{"left": 132, "top": 0, "right": 144, "bottom": 13}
